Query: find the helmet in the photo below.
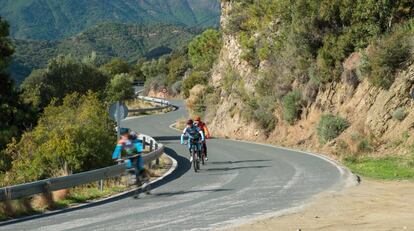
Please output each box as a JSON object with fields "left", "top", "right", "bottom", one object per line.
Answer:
{"left": 129, "top": 131, "right": 138, "bottom": 140}
{"left": 120, "top": 127, "right": 130, "bottom": 135}
{"left": 194, "top": 116, "right": 201, "bottom": 122}
{"left": 186, "top": 119, "right": 194, "bottom": 125}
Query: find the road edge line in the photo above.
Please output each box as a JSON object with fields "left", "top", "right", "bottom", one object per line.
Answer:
{"left": 168, "top": 122, "right": 356, "bottom": 189}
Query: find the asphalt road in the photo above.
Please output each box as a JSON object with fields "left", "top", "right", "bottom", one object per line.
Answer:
{"left": 0, "top": 99, "right": 351, "bottom": 231}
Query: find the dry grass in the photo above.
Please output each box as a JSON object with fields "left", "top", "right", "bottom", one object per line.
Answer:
{"left": 175, "top": 118, "right": 188, "bottom": 131}
{"left": 0, "top": 154, "right": 173, "bottom": 221}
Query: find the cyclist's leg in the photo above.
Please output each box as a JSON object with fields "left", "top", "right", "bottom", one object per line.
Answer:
{"left": 196, "top": 142, "right": 202, "bottom": 159}
{"left": 203, "top": 141, "right": 207, "bottom": 157}
{"left": 188, "top": 142, "right": 193, "bottom": 161}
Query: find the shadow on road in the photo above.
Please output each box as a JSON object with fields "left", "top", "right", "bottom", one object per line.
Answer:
{"left": 0, "top": 148, "right": 190, "bottom": 227}
{"left": 152, "top": 136, "right": 182, "bottom": 141}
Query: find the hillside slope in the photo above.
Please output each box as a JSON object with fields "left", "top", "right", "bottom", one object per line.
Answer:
{"left": 10, "top": 23, "right": 196, "bottom": 83}
{"left": 0, "top": 0, "right": 220, "bottom": 40}
{"left": 199, "top": 1, "right": 414, "bottom": 161}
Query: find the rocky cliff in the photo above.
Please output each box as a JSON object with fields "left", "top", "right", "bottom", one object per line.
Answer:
{"left": 205, "top": 1, "right": 414, "bottom": 159}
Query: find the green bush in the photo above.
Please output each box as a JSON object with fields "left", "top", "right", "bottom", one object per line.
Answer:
{"left": 101, "top": 58, "right": 130, "bottom": 76}
{"left": 181, "top": 71, "right": 208, "bottom": 98}
{"left": 317, "top": 114, "right": 349, "bottom": 144}
{"left": 392, "top": 107, "right": 407, "bottom": 121}
{"left": 364, "top": 31, "right": 412, "bottom": 89}
{"left": 357, "top": 139, "right": 374, "bottom": 153}
{"left": 2, "top": 93, "right": 115, "bottom": 186}
{"left": 188, "top": 29, "right": 222, "bottom": 70}
{"left": 105, "top": 73, "right": 134, "bottom": 103}
{"left": 282, "top": 90, "right": 303, "bottom": 124}
{"left": 241, "top": 96, "right": 277, "bottom": 135}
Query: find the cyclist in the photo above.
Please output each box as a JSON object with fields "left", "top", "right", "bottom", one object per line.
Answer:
{"left": 194, "top": 116, "right": 210, "bottom": 161}
{"left": 112, "top": 128, "right": 149, "bottom": 196}
{"left": 180, "top": 119, "right": 205, "bottom": 162}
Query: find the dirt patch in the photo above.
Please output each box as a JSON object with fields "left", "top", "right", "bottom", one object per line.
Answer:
{"left": 225, "top": 180, "right": 414, "bottom": 231}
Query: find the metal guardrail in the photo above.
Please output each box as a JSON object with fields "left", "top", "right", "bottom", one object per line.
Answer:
{"left": 0, "top": 93, "right": 173, "bottom": 201}
{"left": 0, "top": 133, "right": 164, "bottom": 201}
{"left": 129, "top": 96, "right": 175, "bottom": 114}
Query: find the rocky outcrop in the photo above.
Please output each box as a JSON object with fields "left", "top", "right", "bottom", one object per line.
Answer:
{"left": 205, "top": 1, "right": 414, "bottom": 158}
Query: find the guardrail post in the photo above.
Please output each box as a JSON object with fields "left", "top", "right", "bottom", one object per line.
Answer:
{"left": 150, "top": 140, "right": 154, "bottom": 152}
{"left": 98, "top": 180, "right": 104, "bottom": 191}
{"left": 155, "top": 143, "right": 160, "bottom": 166}
{"left": 43, "top": 181, "right": 54, "bottom": 209}
{"left": 142, "top": 137, "right": 146, "bottom": 149}
{"left": 3, "top": 187, "right": 13, "bottom": 217}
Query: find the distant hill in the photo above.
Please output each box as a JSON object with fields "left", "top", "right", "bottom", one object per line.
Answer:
{"left": 0, "top": 0, "right": 220, "bottom": 40}
{"left": 10, "top": 23, "right": 198, "bottom": 83}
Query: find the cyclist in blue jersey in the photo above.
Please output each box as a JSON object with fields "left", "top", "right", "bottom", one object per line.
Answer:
{"left": 180, "top": 119, "right": 205, "bottom": 162}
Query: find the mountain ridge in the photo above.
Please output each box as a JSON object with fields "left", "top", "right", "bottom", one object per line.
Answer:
{"left": 0, "top": 0, "right": 220, "bottom": 40}
{"left": 10, "top": 22, "right": 198, "bottom": 83}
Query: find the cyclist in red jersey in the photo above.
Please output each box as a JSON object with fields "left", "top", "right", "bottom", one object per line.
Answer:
{"left": 194, "top": 116, "right": 210, "bottom": 161}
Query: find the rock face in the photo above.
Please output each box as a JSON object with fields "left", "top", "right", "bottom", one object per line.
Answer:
{"left": 206, "top": 2, "right": 414, "bottom": 157}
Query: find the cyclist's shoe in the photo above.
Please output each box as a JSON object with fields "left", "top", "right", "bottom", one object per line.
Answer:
{"left": 189, "top": 155, "right": 193, "bottom": 163}
{"left": 142, "top": 182, "right": 148, "bottom": 189}
{"left": 127, "top": 169, "right": 136, "bottom": 174}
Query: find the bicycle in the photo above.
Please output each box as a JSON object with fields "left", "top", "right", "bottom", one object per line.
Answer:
{"left": 186, "top": 139, "right": 202, "bottom": 172}
{"left": 200, "top": 142, "right": 206, "bottom": 166}
{"left": 116, "top": 154, "right": 151, "bottom": 198}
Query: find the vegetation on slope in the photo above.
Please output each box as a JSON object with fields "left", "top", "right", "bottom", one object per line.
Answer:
{"left": 11, "top": 23, "right": 199, "bottom": 83}
{"left": 0, "top": 0, "right": 220, "bottom": 40}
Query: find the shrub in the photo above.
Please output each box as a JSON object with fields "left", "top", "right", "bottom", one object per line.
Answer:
{"left": 282, "top": 90, "right": 303, "bottom": 124}
{"left": 101, "top": 58, "right": 130, "bottom": 76}
{"left": 392, "top": 107, "right": 406, "bottom": 121}
{"left": 186, "top": 85, "right": 208, "bottom": 117}
{"left": 242, "top": 96, "right": 277, "bottom": 135}
{"left": 357, "top": 139, "right": 374, "bottom": 153}
{"left": 171, "top": 81, "right": 182, "bottom": 95}
{"left": 2, "top": 93, "right": 114, "bottom": 186}
{"left": 143, "top": 74, "right": 167, "bottom": 95}
{"left": 105, "top": 73, "right": 134, "bottom": 103}
{"left": 181, "top": 71, "right": 208, "bottom": 98}
{"left": 364, "top": 31, "right": 412, "bottom": 89}
{"left": 317, "top": 114, "right": 350, "bottom": 144}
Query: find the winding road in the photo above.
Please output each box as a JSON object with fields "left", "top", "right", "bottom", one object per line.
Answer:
{"left": 0, "top": 99, "right": 353, "bottom": 231}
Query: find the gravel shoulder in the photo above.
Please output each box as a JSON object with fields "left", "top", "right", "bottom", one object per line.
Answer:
{"left": 226, "top": 179, "right": 414, "bottom": 231}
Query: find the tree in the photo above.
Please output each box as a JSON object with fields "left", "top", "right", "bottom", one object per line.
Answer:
{"left": 21, "top": 55, "right": 109, "bottom": 110}
{"left": 0, "top": 17, "right": 14, "bottom": 71}
{"left": 0, "top": 17, "right": 34, "bottom": 171}
{"left": 141, "top": 58, "right": 168, "bottom": 80}
{"left": 188, "top": 29, "right": 222, "bottom": 70}
{"left": 182, "top": 71, "right": 208, "bottom": 98}
{"left": 105, "top": 73, "right": 134, "bottom": 103}
{"left": 101, "top": 58, "right": 130, "bottom": 76}
{"left": 2, "top": 93, "right": 115, "bottom": 185}
{"left": 166, "top": 52, "right": 190, "bottom": 87}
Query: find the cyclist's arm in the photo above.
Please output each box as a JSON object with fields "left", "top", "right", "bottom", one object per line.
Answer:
{"left": 112, "top": 144, "right": 122, "bottom": 160}
{"left": 199, "top": 130, "right": 205, "bottom": 142}
{"left": 180, "top": 128, "right": 187, "bottom": 144}
{"left": 134, "top": 140, "right": 143, "bottom": 153}
{"left": 204, "top": 125, "right": 211, "bottom": 139}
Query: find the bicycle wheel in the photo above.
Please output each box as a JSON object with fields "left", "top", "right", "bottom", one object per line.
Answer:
{"left": 196, "top": 150, "right": 201, "bottom": 170}
{"left": 192, "top": 148, "right": 198, "bottom": 172}
{"left": 201, "top": 147, "right": 205, "bottom": 165}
